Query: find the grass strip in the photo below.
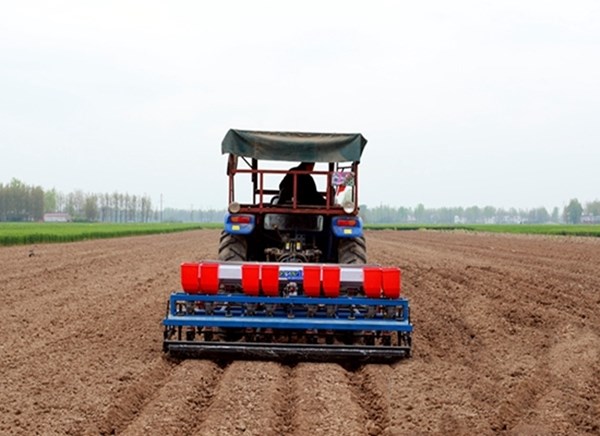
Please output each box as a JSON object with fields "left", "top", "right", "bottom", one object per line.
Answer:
{"left": 364, "top": 224, "right": 600, "bottom": 237}
{"left": 0, "top": 222, "right": 221, "bottom": 246}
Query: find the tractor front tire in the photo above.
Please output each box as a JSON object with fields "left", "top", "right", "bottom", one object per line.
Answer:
{"left": 218, "top": 231, "right": 248, "bottom": 261}
{"left": 338, "top": 236, "right": 367, "bottom": 264}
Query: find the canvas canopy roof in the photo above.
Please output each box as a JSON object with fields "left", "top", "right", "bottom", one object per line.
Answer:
{"left": 222, "top": 129, "right": 367, "bottom": 162}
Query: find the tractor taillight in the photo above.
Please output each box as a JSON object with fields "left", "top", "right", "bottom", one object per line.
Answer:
{"left": 230, "top": 215, "right": 252, "bottom": 224}
{"left": 225, "top": 213, "right": 255, "bottom": 235}
{"left": 332, "top": 216, "right": 363, "bottom": 238}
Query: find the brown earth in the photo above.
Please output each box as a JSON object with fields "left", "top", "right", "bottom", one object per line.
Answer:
{"left": 0, "top": 229, "right": 599, "bottom": 435}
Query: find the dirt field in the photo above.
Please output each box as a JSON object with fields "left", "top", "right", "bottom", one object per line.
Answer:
{"left": 1, "top": 229, "right": 599, "bottom": 435}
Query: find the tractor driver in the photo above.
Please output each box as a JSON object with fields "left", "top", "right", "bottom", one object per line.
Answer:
{"left": 278, "top": 162, "right": 326, "bottom": 205}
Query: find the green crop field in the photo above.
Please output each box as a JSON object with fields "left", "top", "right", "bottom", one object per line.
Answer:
{"left": 2, "top": 222, "right": 599, "bottom": 247}
{"left": 467, "top": 224, "right": 600, "bottom": 236}
{"left": 0, "top": 222, "right": 221, "bottom": 246}
{"left": 364, "top": 223, "right": 600, "bottom": 237}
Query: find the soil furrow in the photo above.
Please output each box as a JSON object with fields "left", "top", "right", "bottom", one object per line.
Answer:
{"left": 89, "top": 357, "right": 178, "bottom": 435}
{"left": 274, "top": 365, "right": 297, "bottom": 435}
{"left": 497, "top": 326, "right": 600, "bottom": 434}
{"left": 347, "top": 365, "right": 395, "bottom": 436}
{"left": 291, "top": 363, "right": 365, "bottom": 435}
{"left": 118, "top": 359, "right": 224, "bottom": 436}
{"left": 191, "top": 361, "right": 290, "bottom": 436}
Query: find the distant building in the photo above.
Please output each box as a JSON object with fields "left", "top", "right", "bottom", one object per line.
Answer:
{"left": 43, "top": 213, "right": 72, "bottom": 222}
{"left": 454, "top": 215, "right": 466, "bottom": 224}
{"left": 581, "top": 214, "right": 600, "bottom": 224}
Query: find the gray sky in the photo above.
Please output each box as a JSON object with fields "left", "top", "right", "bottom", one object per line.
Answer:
{"left": 1, "top": 1, "right": 599, "bottom": 210}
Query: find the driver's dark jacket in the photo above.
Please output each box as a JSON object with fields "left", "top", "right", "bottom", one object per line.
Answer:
{"left": 278, "top": 166, "right": 326, "bottom": 205}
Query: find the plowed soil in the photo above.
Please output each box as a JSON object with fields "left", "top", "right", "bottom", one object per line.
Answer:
{"left": 1, "top": 230, "right": 599, "bottom": 435}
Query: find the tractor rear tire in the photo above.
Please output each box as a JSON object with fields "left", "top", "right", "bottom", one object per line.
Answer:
{"left": 338, "top": 236, "right": 367, "bottom": 264}
{"left": 218, "top": 231, "right": 248, "bottom": 261}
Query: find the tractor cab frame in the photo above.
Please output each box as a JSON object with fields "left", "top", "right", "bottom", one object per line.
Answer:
{"left": 220, "top": 129, "right": 367, "bottom": 264}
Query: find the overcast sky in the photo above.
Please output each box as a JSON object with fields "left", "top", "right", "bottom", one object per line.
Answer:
{"left": 1, "top": 1, "right": 599, "bottom": 210}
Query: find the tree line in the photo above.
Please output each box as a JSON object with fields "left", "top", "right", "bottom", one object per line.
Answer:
{"left": 0, "top": 179, "right": 44, "bottom": 221}
{"left": 361, "top": 198, "right": 600, "bottom": 225}
{"left": 1, "top": 178, "right": 598, "bottom": 224}
{"left": 0, "top": 179, "right": 154, "bottom": 222}
{"left": 162, "top": 208, "right": 227, "bottom": 223}
{"left": 160, "top": 198, "right": 599, "bottom": 224}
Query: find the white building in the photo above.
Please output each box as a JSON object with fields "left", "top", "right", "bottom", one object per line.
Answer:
{"left": 43, "top": 213, "right": 72, "bottom": 222}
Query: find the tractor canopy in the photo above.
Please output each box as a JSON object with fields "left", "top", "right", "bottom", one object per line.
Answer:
{"left": 222, "top": 129, "right": 367, "bottom": 163}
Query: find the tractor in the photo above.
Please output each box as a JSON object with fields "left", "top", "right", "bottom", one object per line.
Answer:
{"left": 162, "top": 129, "right": 412, "bottom": 362}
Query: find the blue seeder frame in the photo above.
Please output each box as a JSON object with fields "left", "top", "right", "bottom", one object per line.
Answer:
{"left": 163, "top": 293, "right": 413, "bottom": 332}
